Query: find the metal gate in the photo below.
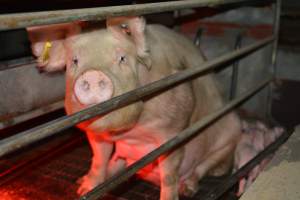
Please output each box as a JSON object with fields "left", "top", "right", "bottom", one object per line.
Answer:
{"left": 0, "top": 0, "right": 292, "bottom": 200}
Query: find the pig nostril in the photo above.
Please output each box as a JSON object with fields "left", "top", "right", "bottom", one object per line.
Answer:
{"left": 74, "top": 70, "right": 113, "bottom": 106}
{"left": 98, "top": 80, "right": 106, "bottom": 89}
{"left": 81, "top": 80, "right": 90, "bottom": 91}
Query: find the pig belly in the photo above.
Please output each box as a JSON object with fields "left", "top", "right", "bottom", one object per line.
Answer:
{"left": 114, "top": 141, "right": 161, "bottom": 185}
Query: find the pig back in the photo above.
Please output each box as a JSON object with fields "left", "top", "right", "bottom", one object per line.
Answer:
{"left": 143, "top": 25, "right": 241, "bottom": 172}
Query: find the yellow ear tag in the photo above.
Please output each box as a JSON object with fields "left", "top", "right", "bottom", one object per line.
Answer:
{"left": 41, "top": 41, "right": 52, "bottom": 62}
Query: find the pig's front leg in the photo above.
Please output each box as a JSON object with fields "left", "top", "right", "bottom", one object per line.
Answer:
{"left": 158, "top": 140, "right": 184, "bottom": 200}
{"left": 77, "top": 131, "right": 113, "bottom": 195}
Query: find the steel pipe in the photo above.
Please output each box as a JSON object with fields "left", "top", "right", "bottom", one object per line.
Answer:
{"left": 0, "top": 100, "right": 64, "bottom": 130}
{"left": 0, "top": 0, "right": 272, "bottom": 31}
{"left": 229, "top": 32, "right": 243, "bottom": 100}
{"left": 267, "top": 0, "right": 281, "bottom": 119}
{"left": 0, "top": 36, "right": 273, "bottom": 158}
{"left": 271, "top": 0, "right": 281, "bottom": 76}
{"left": 80, "top": 78, "right": 271, "bottom": 200}
{"left": 0, "top": 56, "right": 36, "bottom": 71}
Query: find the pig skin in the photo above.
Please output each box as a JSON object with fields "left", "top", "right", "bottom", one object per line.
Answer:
{"left": 234, "top": 120, "right": 284, "bottom": 196}
{"left": 27, "top": 17, "right": 241, "bottom": 200}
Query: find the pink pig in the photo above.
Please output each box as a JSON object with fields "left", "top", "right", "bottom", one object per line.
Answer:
{"left": 27, "top": 17, "right": 241, "bottom": 200}
{"left": 234, "top": 120, "right": 284, "bottom": 196}
{"left": 234, "top": 120, "right": 265, "bottom": 196}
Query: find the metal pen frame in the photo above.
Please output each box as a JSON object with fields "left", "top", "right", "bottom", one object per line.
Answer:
{"left": 0, "top": 0, "right": 282, "bottom": 199}
{"left": 0, "top": 0, "right": 273, "bottom": 31}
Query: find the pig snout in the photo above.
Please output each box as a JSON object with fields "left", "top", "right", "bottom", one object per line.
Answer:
{"left": 74, "top": 70, "right": 114, "bottom": 105}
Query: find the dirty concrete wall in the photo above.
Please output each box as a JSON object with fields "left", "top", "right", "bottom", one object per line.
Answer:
{"left": 187, "top": 6, "right": 300, "bottom": 120}
{"left": 201, "top": 30, "right": 272, "bottom": 118}
{"left": 180, "top": 7, "right": 275, "bottom": 119}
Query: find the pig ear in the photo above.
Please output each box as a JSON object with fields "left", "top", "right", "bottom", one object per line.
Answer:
{"left": 26, "top": 22, "right": 82, "bottom": 72}
{"left": 106, "top": 16, "right": 152, "bottom": 70}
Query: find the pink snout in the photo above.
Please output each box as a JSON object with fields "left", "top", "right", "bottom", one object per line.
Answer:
{"left": 74, "top": 70, "right": 114, "bottom": 105}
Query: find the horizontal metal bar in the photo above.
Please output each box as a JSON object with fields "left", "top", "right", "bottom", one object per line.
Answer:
{"left": 0, "top": 36, "right": 273, "bottom": 158}
{"left": 0, "top": 100, "right": 64, "bottom": 130}
{"left": 0, "top": 56, "right": 36, "bottom": 71}
{"left": 200, "top": 126, "right": 294, "bottom": 200}
{"left": 0, "top": 0, "right": 269, "bottom": 31}
{"left": 80, "top": 78, "right": 271, "bottom": 200}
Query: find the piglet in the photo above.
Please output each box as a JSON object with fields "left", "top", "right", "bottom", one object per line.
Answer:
{"left": 234, "top": 120, "right": 284, "bottom": 196}
{"left": 259, "top": 126, "right": 284, "bottom": 169}
{"left": 234, "top": 120, "right": 265, "bottom": 196}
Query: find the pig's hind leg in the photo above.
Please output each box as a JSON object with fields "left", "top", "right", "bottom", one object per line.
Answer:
{"left": 77, "top": 131, "right": 114, "bottom": 195}
{"left": 181, "top": 143, "right": 235, "bottom": 197}
{"left": 107, "top": 154, "right": 127, "bottom": 178}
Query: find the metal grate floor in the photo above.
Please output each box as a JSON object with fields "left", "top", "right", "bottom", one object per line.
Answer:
{"left": 0, "top": 128, "right": 238, "bottom": 200}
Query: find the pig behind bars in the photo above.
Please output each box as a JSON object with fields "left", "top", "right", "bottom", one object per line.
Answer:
{"left": 234, "top": 120, "right": 284, "bottom": 196}
{"left": 27, "top": 17, "right": 241, "bottom": 200}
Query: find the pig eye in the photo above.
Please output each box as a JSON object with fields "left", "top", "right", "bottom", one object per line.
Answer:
{"left": 72, "top": 57, "right": 79, "bottom": 66}
{"left": 119, "top": 55, "right": 127, "bottom": 65}
{"left": 120, "top": 23, "right": 131, "bottom": 35}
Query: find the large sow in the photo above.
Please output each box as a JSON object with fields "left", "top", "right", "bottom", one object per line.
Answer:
{"left": 27, "top": 17, "right": 241, "bottom": 200}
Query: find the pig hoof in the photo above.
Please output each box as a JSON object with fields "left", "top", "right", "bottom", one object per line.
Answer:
{"left": 76, "top": 177, "right": 84, "bottom": 184}
{"left": 77, "top": 185, "right": 90, "bottom": 196}
{"left": 76, "top": 174, "right": 104, "bottom": 196}
{"left": 180, "top": 180, "right": 198, "bottom": 197}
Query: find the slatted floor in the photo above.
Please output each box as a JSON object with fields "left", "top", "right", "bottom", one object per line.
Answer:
{"left": 0, "top": 126, "right": 238, "bottom": 200}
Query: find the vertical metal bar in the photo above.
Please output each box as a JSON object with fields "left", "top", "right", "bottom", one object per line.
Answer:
{"left": 0, "top": 0, "right": 273, "bottom": 31}
{"left": 271, "top": 0, "right": 281, "bottom": 76}
{"left": 194, "top": 28, "right": 208, "bottom": 61}
{"left": 194, "top": 28, "right": 204, "bottom": 47}
{"left": 267, "top": 0, "right": 281, "bottom": 119}
{"left": 230, "top": 32, "right": 243, "bottom": 100}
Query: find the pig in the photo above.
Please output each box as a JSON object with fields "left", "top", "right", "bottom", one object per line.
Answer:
{"left": 234, "top": 120, "right": 284, "bottom": 196}
{"left": 259, "top": 125, "right": 284, "bottom": 169}
{"left": 27, "top": 16, "right": 241, "bottom": 200}
{"left": 234, "top": 120, "right": 265, "bottom": 196}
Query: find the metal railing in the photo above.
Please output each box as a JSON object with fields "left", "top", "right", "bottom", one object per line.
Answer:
{"left": 0, "top": 36, "right": 274, "bottom": 158}
{"left": 0, "top": 0, "right": 283, "bottom": 199}
{"left": 80, "top": 77, "right": 271, "bottom": 200}
{"left": 0, "top": 0, "right": 273, "bottom": 31}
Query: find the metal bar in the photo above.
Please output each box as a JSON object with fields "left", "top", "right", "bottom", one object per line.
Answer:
{"left": 199, "top": 127, "right": 293, "bottom": 200}
{"left": 229, "top": 32, "right": 243, "bottom": 100}
{"left": 80, "top": 78, "right": 271, "bottom": 200}
{"left": 271, "top": 0, "right": 281, "bottom": 76}
{"left": 0, "top": 36, "right": 274, "bottom": 158}
{"left": 0, "top": 56, "right": 36, "bottom": 71}
{"left": 0, "top": 100, "right": 64, "bottom": 130}
{"left": 194, "top": 28, "right": 208, "bottom": 61}
{"left": 0, "top": 0, "right": 270, "bottom": 31}
{"left": 267, "top": 0, "right": 281, "bottom": 119}
{"left": 194, "top": 28, "right": 204, "bottom": 47}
